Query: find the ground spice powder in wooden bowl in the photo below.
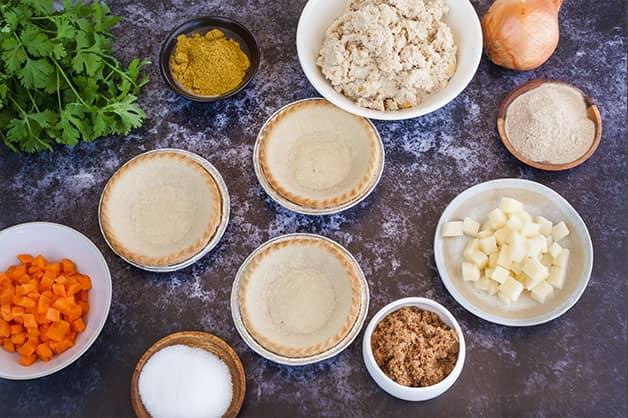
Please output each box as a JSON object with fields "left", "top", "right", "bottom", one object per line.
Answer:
{"left": 171, "top": 29, "right": 250, "bottom": 97}
{"left": 371, "top": 307, "right": 459, "bottom": 387}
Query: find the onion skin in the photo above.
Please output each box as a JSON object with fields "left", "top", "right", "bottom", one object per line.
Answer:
{"left": 482, "top": 0, "right": 563, "bottom": 71}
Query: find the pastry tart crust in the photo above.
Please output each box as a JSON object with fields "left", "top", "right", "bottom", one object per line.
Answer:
{"left": 239, "top": 238, "right": 361, "bottom": 357}
{"left": 100, "top": 151, "right": 222, "bottom": 267}
{"left": 258, "top": 99, "right": 379, "bottom": 209}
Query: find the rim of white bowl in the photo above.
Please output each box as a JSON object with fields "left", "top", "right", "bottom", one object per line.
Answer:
{"left": 296, "top": 0, "right": 483, "bottom": 120}
{"left": 0, "top": 222, "right": 112, "bottom": 380}
{"left": 433, "top": 179, "right": 594, "bottom": 327}
{"left": 362, "top": 297, "right": 466, "bottom": 398}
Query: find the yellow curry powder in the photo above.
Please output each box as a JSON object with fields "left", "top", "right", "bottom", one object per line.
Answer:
{"left": 171, "top": 29, "right": 250, "bottom": 96}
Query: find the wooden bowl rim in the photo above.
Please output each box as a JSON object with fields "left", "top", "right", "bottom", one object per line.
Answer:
{"left": 130, "top": 331, "right": 246, "bottom": 418}
{"left": 496, "top": 79, "right": 602, "bottom": 171}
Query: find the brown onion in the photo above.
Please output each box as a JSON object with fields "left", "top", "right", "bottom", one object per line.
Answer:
{"left": 482, "top": 0, "right": 563, "bottom": 71}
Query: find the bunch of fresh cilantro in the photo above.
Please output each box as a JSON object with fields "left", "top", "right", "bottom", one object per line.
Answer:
{"left": 0, "top": 0, "right": 149, "bottom": 153}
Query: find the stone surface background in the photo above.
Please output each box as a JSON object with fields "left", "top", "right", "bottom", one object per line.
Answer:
{"left": 0, "top": 0, "right": 626, "bottom": 417}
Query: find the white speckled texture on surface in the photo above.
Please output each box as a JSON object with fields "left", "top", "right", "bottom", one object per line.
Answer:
{"left": 0, "top": 0, "right": 626, "bottom": 417}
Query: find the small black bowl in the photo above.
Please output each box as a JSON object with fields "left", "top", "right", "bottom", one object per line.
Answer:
{"left": 159, "top": 16, "right": 260, "bottom": 102}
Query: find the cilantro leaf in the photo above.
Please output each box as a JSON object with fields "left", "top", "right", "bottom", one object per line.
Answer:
{"left": 19, "top": 58, "right": 53, "bottom": 89}
{"left": 20, "top": 26, "right": 54, "bottom": 57}
{"left": 1, "top": 37, "right": 27, "bottom": 74}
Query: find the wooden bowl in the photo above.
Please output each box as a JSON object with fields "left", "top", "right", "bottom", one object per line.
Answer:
{"left": 497, "top": 79, "right": 602, "bottom": 171}
{"left": 131, "top": 331, "right": 246, "bottom": 418}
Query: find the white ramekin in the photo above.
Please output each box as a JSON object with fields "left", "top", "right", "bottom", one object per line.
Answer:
{"left": 362, "top": 297, "right": 466, "bottom": 401}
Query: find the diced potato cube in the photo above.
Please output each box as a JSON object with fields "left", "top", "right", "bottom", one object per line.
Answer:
{"left": 509, "top": 233, "right": 527, "bottom": 263}
{"left": 468, "top": 251, "right": 488, "bottom": 269}
{"left": 477, "top": 230, "right": 492, "bottom": 239}
{"left": 480, "top": 222, "right": 493, "bottom": 232}
{"left": 496, "top": 246, "right": 512, "bottom": 269}
{"left": 494, "top": 228, "right": 512, "bottom": 245}
{"left": 521, "top": 221, "right": 541, "bottom": 237}
{"left": 506, "top": 215, "right": 523, "bottom": 231}
{"left": 488, "top": 252, "right": 499, "bottom": 268}
{"left": 499, "top": 277, "right": 524, "bottom": 302}
{"left": 463, "top": 239, "right": 480, "bottom": 262}
{"left": 549, "top": 242, "right": 563, "bottom": 259}
{"left": 488, "top": 280, "right": 499, "bottom": 296}
{"left": 553, "top": 249, "right": 570, "bottom": 267}
{"left": 531, "top": 281, "right": 554, "bottom": 303}
{"left": 547, "top": 265, "right": 567, "bottom": 289}
{"left": 499, "top": 197, "right": 524, "bottom": 214}
{"left": 552, "top": 221, "right": 570, "bottom": 242}
{"left": 511, "top": 260, "right": 523, "bottom": 275}
{"left": 462, "top": 262, "right": 480, "bottom": 282}
{"left": 463, "top": 217, "right": 480, "bottom": 237}
{"left": 546, "top": 234, "right": 554, "bottom": 248}
{"left": 474, "top": 277, "right": 490, "bottom": 291}
{"left": 522, "top": 258, "right": 549, "bottom": 283}
{"left": 535, "top": 216, "right": 553, "bottom": 236}
{"left": 442, "top": 221, "right": 464, "bottom": 237}
{"left": 490, "top": 265, "right": 511, "bottom": 284}
{"left": 479, "top": 236, "right": 498, "bottom": 254}
{"left": 526, "top": 236, "right": 547, "bottom": 258}
{"left": 488, "top": 208, "right": 507, "bottom": 229}
{"left": 525, "top": 271, "right": 546, "bottom": 291}
{"left": 540, "top": 253, "right": 553, "bottom": 267}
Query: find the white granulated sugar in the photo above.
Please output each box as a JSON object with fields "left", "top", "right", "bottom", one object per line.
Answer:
{"left": 138, "top": 344, "right": 233, "bottom": 418}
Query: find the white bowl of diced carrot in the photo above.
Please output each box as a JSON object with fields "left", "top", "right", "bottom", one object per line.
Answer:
{"left": 0, "top": 222, "right": 112, "bottom": 380}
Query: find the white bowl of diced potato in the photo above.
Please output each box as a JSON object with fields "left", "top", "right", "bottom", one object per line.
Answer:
{"left": 434, "top": 179, "right": 593, "bottom": 326}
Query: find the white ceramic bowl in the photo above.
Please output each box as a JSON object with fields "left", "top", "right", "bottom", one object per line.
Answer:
{"left": 434, "top": 179, "right": 594, "bottom": 327}
{"left": 362, "top": 297, "right": 465, "bottom": 401}
{"left": 0, "top": 222, "right": 112, "bottom": 380}
{"left": 296, "top": 0, "right": 483, "bottom": 120}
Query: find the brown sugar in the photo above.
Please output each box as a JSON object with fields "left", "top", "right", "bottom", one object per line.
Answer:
{"left": 371, "top": 307, "right": 459, "bottom": 387}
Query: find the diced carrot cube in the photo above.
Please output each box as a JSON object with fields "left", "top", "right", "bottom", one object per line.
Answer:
{"left": 11, "top": 332, "right": 26, "bottom": 345}
{"left": 66, "top": 306, "right": 82, "bottom": 322}
{"left": 78, "top": 301, "right": 89, "bottom": 314}
{"left": 0, "top": 319, "right": 10, "bottom": 337}
{"left": 52, "top": 284, "right": 66, "bottom": 297}
{"left": 10, "top": 323, "right": 23, "bottom": 334}
{"left": 71, "top": 318, "right": 86, "bottom": 333}
{"left": 19, "top": 354, "right": 36, "bottom": 366}
{"left": 37, "top": 295, "right": 50, "bottom": 314}
{"left": 20, "top": 283, "right": 36, "bottom": 294}
{"left": 55, "top": 275, "right": 69, "bottom": 286}
{"left": 36, "top": 343, "right": 53, "bottom": 361}
{"left": 44, "top": 263, "right": 61, "bottom": 277}
{"left": 7, "top": 265, "right": 26, "bottom": 279}
{"left": 17, "top": 254, "right": 33, "bottom": 264}
{"left": 3, "top": 338, "right": 15, "bottom": 352}
{"left": 61, "top": 259, "right": 75, "bottom": 275}
{"left": 41, "top": 290, "right": 53, "bottom": 300}
{"left": 39, "top": 275, "right": 54, "bottom": 291}
{"left": 17, "top": 339, "right": 37, "bottom": 357}
{"left": 27, "top": 265, "right": 41, "bottom": 275}
{"left": 78, "top": 290, "right": 89, "bottom": 302}
{"left": 1, "top": 305, "right": 12, "bottom": 322}
{"left": 16, "top": 297, "right": 36, "bottom": 309}
{"left": 39, "top": 324, "right": 50, "bottom": 342}
{"left": 45, "top": 308, "right": 60, "bottom": 322}
{"left": 77, "top": 275, "right": 92, "bottom": 291}
{"left": 22, "top": 313, "right": 37, "bottom": 329}
{"left": 46, "top": 320, "right": 70, "bottom": 342}
{"left": 49, "top": 339, "right": 72, "bottom": 354}
{"left": 11, "top": 306, "right": 24, "bottom": 323}
{"left": 33, "top": 255, "right": 47, "bottom": 269}
{"left": 26, "top": 327, "right": 40, "bottom": 338}
{"left": 0, "top": 291, "right": 12, "bottom": 306}
{"left": 67, "top": 283, "right": 82, "bottom": 296}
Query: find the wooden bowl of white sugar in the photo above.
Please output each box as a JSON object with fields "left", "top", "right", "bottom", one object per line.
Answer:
{"left": 131, "top": 331, "right": 246, "bottom": 418}
{"left": 497, "top": 79, "right": 602, "bottom": 171}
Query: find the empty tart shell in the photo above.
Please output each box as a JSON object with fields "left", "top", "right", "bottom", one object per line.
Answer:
{"left": 258, "top": 99, "right": 379, "bottom": 209}
{"left": 100, "top": 151, "right": 222, "bottom": 267}
{"left": 238, "top": 237, "right": 361, "bottom": 357}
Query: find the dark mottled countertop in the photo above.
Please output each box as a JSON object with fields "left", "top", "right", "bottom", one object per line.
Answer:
{"left": 0, "top": 0, "right": 626, "bottom": 417}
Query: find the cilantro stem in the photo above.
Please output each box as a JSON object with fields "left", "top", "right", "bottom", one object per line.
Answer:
{"left": 51, "top": 59, "right": 87, "bottom": 106}
{"left": 56, "top": 67, "right": 62, "bottom": 111}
